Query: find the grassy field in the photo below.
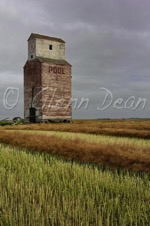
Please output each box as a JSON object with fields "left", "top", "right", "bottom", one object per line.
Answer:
{"left": 0, "top": 130, "right": 150, "bottom": 171}
{"left": 2, "top": 119, "right": 150, "bottom": 139}
{"left": 0, "top": 144, "right": 149, "bottom": 226}
{"left": 0, "top": 120, "right": 150, "bottom": 225}
{"left": 0, "top": 119, "right": 150, "bottom": 171}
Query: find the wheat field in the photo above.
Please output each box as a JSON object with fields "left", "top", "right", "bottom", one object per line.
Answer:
{"left": 0, "top": 144, "right": 149, "bottom": 226}
{"left": 0, "top": 120, "right": 150, "bottom": 225}
{"left": 0, "top": 129, "right": 150, "bottom": 171}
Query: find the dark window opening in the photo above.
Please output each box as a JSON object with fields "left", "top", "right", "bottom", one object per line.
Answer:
{"left": 49, "top": 45, "right": 52, "bottom": 50}
{"left": 31, "top": 55, "right": 33, "bottom": 59}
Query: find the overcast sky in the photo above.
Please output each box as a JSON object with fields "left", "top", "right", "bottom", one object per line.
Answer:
{"left": 1, "top": 0, "right": 150, "bottom": 120}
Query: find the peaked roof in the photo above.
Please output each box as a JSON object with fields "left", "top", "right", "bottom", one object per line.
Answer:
{"left": 37, "top": 57, "right": 71, "bottom": 66}
{"left": 28, "top": 33, "right": 65, "bottom": 43}
{"left": 24, "top": 57, "right": 72, "bottom": 67}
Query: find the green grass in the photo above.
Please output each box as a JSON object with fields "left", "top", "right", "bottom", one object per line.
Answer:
{"left": 0, "top": 121, "right": 13, "bottom": 126}
{"left": 0, "top": 144, "right": 149, "bottom": 226}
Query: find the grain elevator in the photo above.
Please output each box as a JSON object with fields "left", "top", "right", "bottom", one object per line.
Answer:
{"left": 24, "top": 33, "right": 72, "bottom": 122}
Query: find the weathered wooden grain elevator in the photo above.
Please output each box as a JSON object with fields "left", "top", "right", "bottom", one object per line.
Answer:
{"left": 24, "top": 33, "right": 72, "bottom": 122}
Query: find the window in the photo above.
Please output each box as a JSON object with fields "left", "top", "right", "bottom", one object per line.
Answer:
{"left": 31, "top": 55, "right": 33, "bottom": 59}
{"left": 49, "top": 45, "right": 52, "bottom": 50}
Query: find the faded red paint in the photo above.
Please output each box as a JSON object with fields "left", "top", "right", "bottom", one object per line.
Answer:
{"left": 24, "top": 59, "right": 72, "bottom": 121}
{"left": 49, "top": 66, "right": 65, "bottom": 74}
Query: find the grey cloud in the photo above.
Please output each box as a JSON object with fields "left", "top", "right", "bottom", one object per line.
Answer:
{"left": 36, "top": 0, "right": 150, "bottom": 32}
{"left": 1, "top": 0, "right": 150, "bottom": 119}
